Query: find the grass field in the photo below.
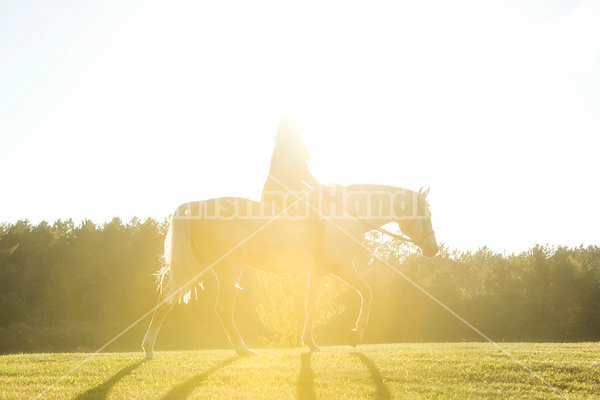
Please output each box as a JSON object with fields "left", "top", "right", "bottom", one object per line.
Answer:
{"left": 2, "top": 343, "right": 598, "bottom": 400}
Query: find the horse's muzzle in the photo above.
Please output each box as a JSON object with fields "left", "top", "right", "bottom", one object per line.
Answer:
{"left": 420, "top": 236, "right": 439, "bottom": 258}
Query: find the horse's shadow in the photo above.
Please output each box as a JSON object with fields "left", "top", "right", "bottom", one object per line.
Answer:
{"left": 159, "top": 356, "right": 238, "bottom": 400}
{"left": 296, "top": 351, "right": 391, "bottom": 400}
{"left": 73, "top": 360, "right": 143, "bottom": 400}
{"left": 351, "top": 352, "right": 392, "bottom": 400}
{"left": 73, "top": 351, "right": 389, "bottom": 399}
{"left": 297, "top": 352, "right": 317, "bottom": 400}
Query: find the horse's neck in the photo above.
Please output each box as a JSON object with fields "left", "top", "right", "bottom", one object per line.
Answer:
{"left": 341, "top": 184, "right": 416, "bottom": 233}
{"left": 345, "top": 184, "right": 416, "bottom": 214}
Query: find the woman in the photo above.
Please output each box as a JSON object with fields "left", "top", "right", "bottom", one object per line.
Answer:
{"left": 262, "top": 116, "right": 319, "bottom": 204}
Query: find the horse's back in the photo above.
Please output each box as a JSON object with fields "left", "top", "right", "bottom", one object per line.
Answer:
{"left": 175, "top": 197, "right": 260, "bottom": 219}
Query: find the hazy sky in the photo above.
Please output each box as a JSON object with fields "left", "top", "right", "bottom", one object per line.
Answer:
{"left": 1, "top": 0, "right": 599, "bottom": 253}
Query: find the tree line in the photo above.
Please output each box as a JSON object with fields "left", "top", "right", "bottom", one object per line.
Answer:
{"left": 0, "top": 218, "right": 598, "bottom": 353}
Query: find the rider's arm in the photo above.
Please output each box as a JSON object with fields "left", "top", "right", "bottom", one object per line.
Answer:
{"left": 302, "top": 169, "right": 319, "bottom": 189}
{"left": 297, "top": 141, "right": 319, "bottom": 189}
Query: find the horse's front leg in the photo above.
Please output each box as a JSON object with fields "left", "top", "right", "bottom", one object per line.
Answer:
{"left": 214, "top": 264, "right": 259, "bottom": 357}
{"left": 302, "top": 272, "right": 325, "bottom": 352}
{"left": 334, "top": 262, "right": 372, "bottom": 347}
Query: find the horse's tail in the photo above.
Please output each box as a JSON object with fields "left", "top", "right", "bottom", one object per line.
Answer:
{"left": 157, "top": 204, "right": 203, "bottom": 304}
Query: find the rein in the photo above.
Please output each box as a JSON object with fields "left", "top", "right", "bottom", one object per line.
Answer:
{"left": 314, "top": 184, "right": 431, "bottom": 245}
{"left": 341, "top": 206, "right": 416, "bottom": 244}
{"left": 373, "top": 225, "right": 415, "bottom": 244}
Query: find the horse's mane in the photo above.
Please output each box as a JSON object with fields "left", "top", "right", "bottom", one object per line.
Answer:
{"left": 343, "top": 184, "right": 414, "bottom": 194}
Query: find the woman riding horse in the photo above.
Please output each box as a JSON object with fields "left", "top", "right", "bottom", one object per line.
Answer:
{"left": 262, "top": 115, "right": 319, "bottom": 204}
{"left": 140, "top": 117, "right": 439, "bottom": 360}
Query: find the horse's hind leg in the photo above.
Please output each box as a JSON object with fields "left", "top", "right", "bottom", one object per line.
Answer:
{"left": 302, "top": 272, "right": 325, "bottom": 352}
{"left": 142, "top": 294, "right": 175, "bottom": 360}
{"left": 214, "top": 263, "right": 258, "bottom": 357}
{"left": 334, "top": 262, "right": 372, "bottom": 347}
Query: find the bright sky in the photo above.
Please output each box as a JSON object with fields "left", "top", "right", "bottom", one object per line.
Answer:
{"left": 1, "top": 0, "right": 599, "bottom": 253}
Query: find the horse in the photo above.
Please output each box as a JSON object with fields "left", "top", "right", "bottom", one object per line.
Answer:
{"left": 141, "top": 184, "right": 438, "bottom": 360}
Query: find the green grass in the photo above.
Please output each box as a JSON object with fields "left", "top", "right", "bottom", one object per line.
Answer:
{"left": 1, "top": 343, "right": 599, "bottom": 399}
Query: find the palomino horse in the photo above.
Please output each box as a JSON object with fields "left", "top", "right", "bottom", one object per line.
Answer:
{"left": 142, "top": 184, "right": 438, "bottom": 360}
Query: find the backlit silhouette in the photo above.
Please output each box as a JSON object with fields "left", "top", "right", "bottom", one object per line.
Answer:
{"left": 141, "top": 118, "right": 439, "bottom": 360}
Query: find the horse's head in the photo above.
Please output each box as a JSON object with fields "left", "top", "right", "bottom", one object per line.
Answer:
{"left": 397, "top": 187, "right": 439, "bottom": 258}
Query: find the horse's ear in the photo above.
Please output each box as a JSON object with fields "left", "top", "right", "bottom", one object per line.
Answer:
{"left": 422, "top": 187, "right": 430, "bottom": 198}
{"left": 418, "top": 186, "right": 423, "bottom": 194}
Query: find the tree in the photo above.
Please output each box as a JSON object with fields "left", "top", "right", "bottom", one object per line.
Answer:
{"left": 255, "top": 272, "right": 347, "bottom": 347}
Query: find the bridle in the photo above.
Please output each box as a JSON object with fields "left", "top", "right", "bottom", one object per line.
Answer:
{"left": 390, "top": 214, "right": 436, "bottom": 245}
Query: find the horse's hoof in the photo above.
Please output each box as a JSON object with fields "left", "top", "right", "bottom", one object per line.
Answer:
{"left": 236, "top": 348, "right": 260, "bottom": 357}
{"left": 305, "top": 343, "right": 321, "bottom": 353}
{"left": 142, "top": 353, "right": 154, "bottom": 361}
{"left": 348, "top": 330, "right": 360, "bottom": 347}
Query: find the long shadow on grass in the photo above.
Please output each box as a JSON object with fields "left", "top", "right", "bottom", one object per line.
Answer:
{"left": 159, "top": 356, "right": 238, "bottom": 400}
{"left": 351, "top": 352, "right": 391, "bottom": 400}
{"left": 73, "top": 361, "right": 143, "bottom": 400}
{"left": 296, "top": 352, "right": 316, "bottom": 400}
